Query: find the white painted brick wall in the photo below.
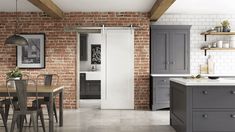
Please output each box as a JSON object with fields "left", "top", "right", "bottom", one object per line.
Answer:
{"left": 152, "top": 14, "right": 235, "bottom": 75}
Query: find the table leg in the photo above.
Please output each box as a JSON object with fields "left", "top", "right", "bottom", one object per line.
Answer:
{"left": 59, "top": 90, "right": 64, "bottom": 127}
{"left": 49, "top": 93, "right": 54, "bottom": 132}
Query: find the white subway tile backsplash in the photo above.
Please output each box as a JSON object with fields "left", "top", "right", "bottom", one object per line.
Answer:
{"left": 152, "top": 14, "right": 235, "bottom": 74}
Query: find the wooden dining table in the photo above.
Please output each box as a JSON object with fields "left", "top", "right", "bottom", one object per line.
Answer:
{"left": 0, "top": 85, "right": 64, "bottom": 132}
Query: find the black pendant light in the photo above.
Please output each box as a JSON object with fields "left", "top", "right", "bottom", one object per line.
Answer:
{"left": 4, "top": 0, "right": 28, "bottom": 46}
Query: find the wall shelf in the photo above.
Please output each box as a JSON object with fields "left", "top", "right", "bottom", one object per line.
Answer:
{"left": 200, "top": 32, "right": 235, "bottom": 41}
{"left": 201, "top": 48, "right": 235, "bottom": 56}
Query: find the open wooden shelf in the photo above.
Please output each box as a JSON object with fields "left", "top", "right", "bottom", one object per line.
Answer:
{"left": 201, "top": 48, "right": 235, "bottom": 50}
{"left": 201, "top": 48, "right": 235, "bottom": 56}
{"left": 200, "top": 32, "right": 235, "bottom": 41}
{"left": 200, "top": 32, "right": 235, "bottom": 35}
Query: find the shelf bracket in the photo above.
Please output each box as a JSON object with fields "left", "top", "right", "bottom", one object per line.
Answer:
{"left": 204, "top": 34, "right": 207, "bottom": 41}
{"left": 204, "top": 49, "right": 207, "bottom": 56}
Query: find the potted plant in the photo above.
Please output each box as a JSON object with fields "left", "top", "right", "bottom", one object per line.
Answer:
{"left": 6, "top": 67, "right": 22, "bottom": 87}
{"left": 221, "top": 20, "right": 231, "bottom": 32}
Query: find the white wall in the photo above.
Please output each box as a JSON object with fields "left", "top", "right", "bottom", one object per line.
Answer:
{"left": 80, "top": 33, "right": 102, "bottom": 71}
{"left": 152, "top": 14, "right": 235, "bottom": 75}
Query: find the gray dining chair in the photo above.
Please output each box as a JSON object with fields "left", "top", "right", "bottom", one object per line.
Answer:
{"left": 32, "top": 74, "right": 59, "bottom": 123}
{"left": 4, "top": 74, "right": 30, "bottom": 122}
{"left": 0, "top": 100, "right": 8, "bottom": 132}
{"left": 8, "top": 80, "right": 45, "bottom": 132}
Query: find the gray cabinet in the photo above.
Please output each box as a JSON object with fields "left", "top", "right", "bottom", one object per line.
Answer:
{"left": 80, "top": 73, "right": 101, "bottom": 99}
{"left": 152, "top": 77, "right": 170, "bottom": 110}
{"left": 80, "top": 34, "right": 87, "bottom": 61}
{"left": 170, "top": 82, "right": 235, "bottom": 132}
{"left": 151, "top": 25, "right": 191, "bottom": 74}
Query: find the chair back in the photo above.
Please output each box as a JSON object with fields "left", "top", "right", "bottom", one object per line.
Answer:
{"left": 37, "top": 74, "right": 59, "bottom": 86}
{"left": 14, "top": 80, "right": 27, "bottom": 111}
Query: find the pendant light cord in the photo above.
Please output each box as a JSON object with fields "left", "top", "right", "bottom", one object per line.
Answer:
{"left": 15, "top": 0, "right": 18, "bottom": 34}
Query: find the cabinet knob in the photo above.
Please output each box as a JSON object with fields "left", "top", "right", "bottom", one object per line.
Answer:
{"left": 170, "top": 61, "right": 175, "bottom": 64}
{"left": 231, "top": 91, "right": 235, "bottom": 94}
{"left": 202, "top": 114, "right": 208, "bottom": 118}
{"left": 202, "top": 90, "right": 208, "bottom": 95}
{"left": 231, "top": 114, "right": 235, "bottom": 118}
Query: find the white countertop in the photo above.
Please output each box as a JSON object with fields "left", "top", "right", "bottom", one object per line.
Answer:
{"left": 151, "top": 74, "right": 191, "bottom": 77}
{"left": 151, "top": 74, "right": 235, "bottom": 77}
{"left": 170, "top": 78, "right": 235, "bottom": 86}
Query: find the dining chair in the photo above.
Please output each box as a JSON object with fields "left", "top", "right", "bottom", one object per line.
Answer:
{"left": 32, "top": 74, "right": 59, "bottom": 123}
{"left": 8, "top": 80, "right": 45, "bottom": 132}
{"left": 4, "top": 74, "right": 30, "bottom": 122}
{"left": 0, "top": 100, "right": 8, "bottom": 132}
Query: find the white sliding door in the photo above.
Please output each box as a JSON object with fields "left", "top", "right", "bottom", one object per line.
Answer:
{"left": 101, "top": 29, "right": 134, "bottom": 109}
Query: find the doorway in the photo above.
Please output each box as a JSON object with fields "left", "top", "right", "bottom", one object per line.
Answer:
{"left": 76, "top": 27, "right": 134, "bottom": 109}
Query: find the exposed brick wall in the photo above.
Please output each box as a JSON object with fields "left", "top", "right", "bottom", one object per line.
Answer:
{"left": 0, "top": 12, "right": 150, "bottom": 109}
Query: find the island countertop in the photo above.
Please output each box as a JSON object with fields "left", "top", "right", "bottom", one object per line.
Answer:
{"left": 170, "top": 78, "right": 235, "bottom": 86}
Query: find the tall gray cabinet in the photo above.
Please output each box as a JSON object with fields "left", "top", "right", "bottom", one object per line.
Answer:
{"left": 151, "top": 25, "right": 191, "bottom": 110}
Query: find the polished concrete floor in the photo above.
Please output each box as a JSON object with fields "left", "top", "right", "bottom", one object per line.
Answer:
{"left": 0, "top": 100, "right": 175, "bottom": 132}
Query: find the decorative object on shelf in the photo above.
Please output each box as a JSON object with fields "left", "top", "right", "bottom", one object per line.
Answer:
{"left": 6, "top": 67, "right": 22, "bottom": 88}
{"left": 215, "top": 26, "right": 222, "bottom": 32}
{"left": 16, "top": 33, "right": 45, "bottom": 69}
{"left": 4, "top": 0, "right": 28, "bottom": 46}
{"left": 223, "top": 42, "right": 230, "bottom": 48}
{"left": 230, "top": 36, "right": 235, "bottom": 48}
{"left": 91, "top": 44, "right": 101, "bottom": 64}
{"left": 221, "top": 20, "right": 231, "bottom": 32}
{"left": 212, "top": 42, "right": 217, "bottom": 48}
{"left": 217, "top": 40, "right": 223, "bottom": 48}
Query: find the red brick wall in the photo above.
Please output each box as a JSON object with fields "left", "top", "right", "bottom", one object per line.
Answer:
{"left": 0, "top": 12, "right": 150, "bottom": 109}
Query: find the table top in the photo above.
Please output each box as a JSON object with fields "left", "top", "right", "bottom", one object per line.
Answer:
{"left": 0, "top": 85, "right": 64, "bottom": 93}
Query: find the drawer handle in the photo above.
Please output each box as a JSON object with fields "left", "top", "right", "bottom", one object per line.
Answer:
{"left": 162, "top": 80, "right": 167, "bottom": 82}
{"left": 202, "top": 114, "right": 208, "bottom": 118}
{"left": 231, "top": 114, "right": 235, "bottom": 118}
{"left": 202, "top": 90, "right": 208, "bottom": 95}
{"left": 231, "top": 91, "right": 235, "bottom": 94}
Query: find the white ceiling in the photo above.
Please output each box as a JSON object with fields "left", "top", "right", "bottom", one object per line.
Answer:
{"left": 166, "top": 0, "right": 235, "bottom": 14}
{"left": 0, "top": 0, "right": 156, "bottom": 12}
{"left": 1, "top": 0, "right": 235, "bottom": 14}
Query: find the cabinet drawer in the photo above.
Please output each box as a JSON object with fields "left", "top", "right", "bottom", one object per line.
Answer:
{"left": 193, "top": 111, "right": 235, "bottom": 131}
{"left": 156, "top": 87, "right": 169, "bottom": 103}
{"left": 154, "top": 78, "right": 170, "bottom": 86}
{"left": 193, "top": 87, "right": 235, "bottom": 108}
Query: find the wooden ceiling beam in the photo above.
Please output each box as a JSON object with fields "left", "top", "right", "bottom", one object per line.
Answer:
{"left": 28, "top": 0, "right": 64, "bottom": 19}
{"left": 150, "top": 0, "right": 175, "bottom": 21}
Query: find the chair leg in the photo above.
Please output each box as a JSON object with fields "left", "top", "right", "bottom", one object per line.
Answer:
{"left": 31, "top": 112, "right": 38, "bottom": 132}
{"left": 39, "top": 111, "right": 46, "bottom": 132}
{"left": 19, "top": 115, "right": 24, "bottom": 132}
{"left": 53, "top": 101, "right": 58, "bottom": 123}
{"left": 10, "top": 113, "right": 18, "bottom": 132}
{"left": 1, "top": 111, "right": 8, "bottom": 132}
{"left": 5, "top": 103, "right": 10, "bottom": 121}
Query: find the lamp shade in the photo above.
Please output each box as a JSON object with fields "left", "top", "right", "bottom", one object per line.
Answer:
{"left": 5, "top": 34, "right": 28, "bottom": 46}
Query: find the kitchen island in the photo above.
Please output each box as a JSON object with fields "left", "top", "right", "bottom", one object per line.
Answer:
{"left": 170, "top": 78, "right": 235, "bottom": 132}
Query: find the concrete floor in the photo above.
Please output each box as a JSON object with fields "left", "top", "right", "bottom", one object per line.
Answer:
{"left": 0, "top": 100, "right": 175, "bottom": 132}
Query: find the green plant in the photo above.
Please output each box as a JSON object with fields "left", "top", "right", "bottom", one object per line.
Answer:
{"left": 6, "top": 67, "right": 22, "bottom": 79}
{"left": 221, "top": 20, "right": 230, "bottom": 28}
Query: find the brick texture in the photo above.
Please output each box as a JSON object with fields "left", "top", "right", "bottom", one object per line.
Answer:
{"left": 0, "top": 12, "right": 150, "bottom": 109}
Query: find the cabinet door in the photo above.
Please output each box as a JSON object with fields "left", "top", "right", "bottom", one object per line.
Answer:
{"left": 80, "top": 34, "right": 87, "bottom": 61}
{"left": 80, "top": 73, "right": 86, "bottom": 99}
{"left": 169, "top": 30, "right": 190, "bottom": 74}
{"left": 151, "top": 30, "right": 170, "bottom": 74}
{"left": 86, "top": 81, "right": 101, "bottom": 99}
